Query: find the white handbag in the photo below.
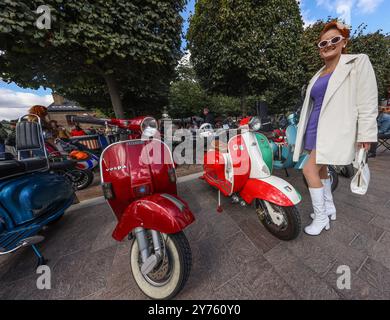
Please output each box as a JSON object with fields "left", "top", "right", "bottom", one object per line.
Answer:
{"left": 350, "top": 148, "right": 370, "bottom": 195}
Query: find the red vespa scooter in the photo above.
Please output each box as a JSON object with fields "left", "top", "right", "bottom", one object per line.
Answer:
{"left": 100, "top": 121, "right": 194, "bottom": 300}
{"left": 202, "top": 116, "right": 302, "bottom": 240}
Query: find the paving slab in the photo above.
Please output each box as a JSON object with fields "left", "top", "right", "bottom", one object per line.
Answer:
{"left": 0, "top": 153, "right": 389, "bottom": 300}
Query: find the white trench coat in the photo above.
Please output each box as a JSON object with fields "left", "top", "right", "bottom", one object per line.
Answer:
{"left": 293, "top": 54, "right": 378, "bottom": 165}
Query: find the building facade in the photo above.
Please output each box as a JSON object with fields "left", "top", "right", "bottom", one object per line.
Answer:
{"left": 47, "top": 94, "right": 94, "bottom": 129}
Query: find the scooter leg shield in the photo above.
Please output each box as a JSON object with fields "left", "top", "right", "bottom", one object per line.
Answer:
{"left": 240, "top": 177, "right": 302, "bottom": 206}
{"left": 112, "top": 193, "right": 195, "bottom": 241}
{"left": 294, "top": 153, "right": 309, "bottom": 170}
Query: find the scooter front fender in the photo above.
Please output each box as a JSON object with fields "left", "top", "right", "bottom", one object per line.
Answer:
{"left": 112, "top": 193, "right": 195, "bottom": 241}
{"left": 240, "top": 177, "right": 302, "bottom": 207}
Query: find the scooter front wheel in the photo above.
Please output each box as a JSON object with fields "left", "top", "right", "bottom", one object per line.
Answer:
{"left": 130, "top": 231, "right": 192, "bottom": 300}
{"left": 255, "top": 200, "right": 301, "bottom": 241}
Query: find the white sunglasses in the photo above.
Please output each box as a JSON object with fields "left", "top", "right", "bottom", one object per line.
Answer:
{"left": 318, "top": 35, "right": 345, "bottom": 49}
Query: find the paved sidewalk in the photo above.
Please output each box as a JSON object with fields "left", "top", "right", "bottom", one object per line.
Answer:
{"left": 0, "top": 153, "right": 389, "bottom": 300}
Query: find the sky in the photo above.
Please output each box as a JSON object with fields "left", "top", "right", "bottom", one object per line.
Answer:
{"left": 1, "top": 0, "right": 389, "bottom": 120}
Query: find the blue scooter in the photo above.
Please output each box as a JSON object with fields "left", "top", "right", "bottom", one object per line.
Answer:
{"left": 0, "top": 115, "right": 76, "bottom": 266}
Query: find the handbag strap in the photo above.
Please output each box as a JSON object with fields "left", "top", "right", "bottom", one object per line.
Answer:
{"left": 357, "top": 148, "right": 367, "bottom": 166}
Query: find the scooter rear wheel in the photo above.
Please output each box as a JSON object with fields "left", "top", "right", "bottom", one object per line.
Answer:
{"left": 130, "top": 231, "right": 192, "bottom": 300}
{"left": 338, "top": 164, "right": 355, "bottom": 178}
{"left": 255, "top": 200, "right": 301, "bottom": 241}
{"left": 68, "top": 169, "right": 94, "bottom": 190}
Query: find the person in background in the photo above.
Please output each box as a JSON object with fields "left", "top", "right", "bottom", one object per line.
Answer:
{"left": 28, "top": 105, "right": 49, "bottom": 126}
{"left": 368, "top": 110, "right": 390, "bottom": 158}
{"left": 203, "top": 107, "right": 215, "bottom": 127}
{"left": 88, "top": 127, "right": 97, "bottom": 135}
{"left": 49, "top": 120, "right": 59, "bottom": 139}
{"left": 49, "top": 120, "right": 70, "bottom": 139}
{"left": 71, "top": 124, "right": 87, "bottom": 137}
{"left": 28, "top": 105, "right": 58, "bottom": 146}
{"left": 4, "top": 121, "right": 17, "bottom": 156}
{"left": 368, "top": 87, "right": 390, "bottom": 157}
{"left": 58, "top": 126, "right": 70, "bottom": 139}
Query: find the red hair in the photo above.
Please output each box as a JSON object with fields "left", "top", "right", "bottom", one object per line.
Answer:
{"left": 320, "top": 21, "right": 350, "bottom": 53}
{"left": 28, "top": 105, "right": 48, "bottom": 118}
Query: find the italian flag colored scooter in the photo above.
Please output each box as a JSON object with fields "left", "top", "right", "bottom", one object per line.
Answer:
{"left": 202, "top": 116, "right": 302, "bottom": 240}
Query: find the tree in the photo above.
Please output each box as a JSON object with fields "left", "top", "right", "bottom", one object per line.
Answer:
{"left": 0, "top": 0, "right": 186, "bottom": 118}
{"left": 350, "top": 24, "right": 390, "bottom": 100}
{"left": 168, "top": 52, "right": 243, "bottom": 118}
{"left": 301, "top": 20, "right": 327, "bottom": 84}
{"left": 187, "top": 0, "right": 305, "bottom": 114}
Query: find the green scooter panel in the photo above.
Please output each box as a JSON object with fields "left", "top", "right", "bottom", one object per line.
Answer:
{"left": 254, "top": 133, "right": 273, "bottom": 173}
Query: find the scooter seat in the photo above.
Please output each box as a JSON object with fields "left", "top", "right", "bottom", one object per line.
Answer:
{"left": 0, "top": 159, "right": 48, "bottom": 180}
{"left": 24, "top": 159, "right": 48, "bottom": 172}
{"left": 0, "top": 160, "right": 26, "bottom": 179}
{"left": 49, "top": 160, "right": 76, "bottom": 171}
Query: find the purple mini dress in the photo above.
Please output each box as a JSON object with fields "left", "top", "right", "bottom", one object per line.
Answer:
{"left": 304, "top": 72, "right": 333, "bottom": 150}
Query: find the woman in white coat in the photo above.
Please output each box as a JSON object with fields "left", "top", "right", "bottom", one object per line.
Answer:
{"left": 293, "top": 21, "right": 378, "bottom": 236}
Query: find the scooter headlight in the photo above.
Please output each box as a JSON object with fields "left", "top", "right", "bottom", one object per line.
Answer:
{"left": 141, "top": 117, "right": 158, "bottom": 137}
{"left": 249, "top": 116, "right": 261, "bottom": 131}
{"left": 142, "top": 117, "right": 158, "bottom": 132}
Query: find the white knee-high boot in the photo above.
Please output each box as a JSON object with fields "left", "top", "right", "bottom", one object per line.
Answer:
{"left": 305, "top": 187, "right": 330, "bottom": 236}
{"left": 310, "top": 178, "right": 336, "bottom": 221}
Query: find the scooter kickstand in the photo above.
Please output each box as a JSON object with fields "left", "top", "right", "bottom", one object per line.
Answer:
{"left": 31, "top": 244, "right": 48, "bottom": 267}
{"left": 217, "top": 190, "right": 223, "bottom": 213}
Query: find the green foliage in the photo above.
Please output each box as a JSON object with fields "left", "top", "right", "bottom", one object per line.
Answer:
{"left": 301, "top": 20, "right": 327, "bottom": 84}
{"left": 187, "top": 0, "right": 305, "bottom": 114}
{"left": 169, "top": 78, "right": 207, "bottom": 118}
{"left": 350, "top": 24, "right": 390, "bottom": 100}
{"left": 0, "top": 0, "right": 186, "bottom": 117}
{"left": 168, "top": 60, "right": 268, "bottom": 118}
{"left": 168, "top": 58, "right": 241, "bottom": 118}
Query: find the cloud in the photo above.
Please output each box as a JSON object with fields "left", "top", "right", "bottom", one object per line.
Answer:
{"left": 315, "top": 0, "right": 383, "bottom": 25}
{"left": 302, "top": 10, "right": 317, "bottom": 27}
{"left": 0, "top": 88, "right": 53, "bottom": 120}
{"left": 356, "top": 0, "right": 384, "bottom": 13}
{"left": 317, "top": 0, "right": 354, "bottom": 25}
{"left": 300, "top": 0, "right": 318, "bottom": 28}
{"left": 316, "top": 0, "right": 334, "bottom": 11}
{"left": 336, "top": 0, "right": 354, "bottom": 25}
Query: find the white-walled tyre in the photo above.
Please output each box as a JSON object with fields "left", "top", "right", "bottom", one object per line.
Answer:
{"left": 130, "top": 231, "right": 192, "bottom": 300}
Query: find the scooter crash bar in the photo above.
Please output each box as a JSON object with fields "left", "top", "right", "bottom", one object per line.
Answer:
{"left": 0, "top": 236, "right": 44, "bottom": 255}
